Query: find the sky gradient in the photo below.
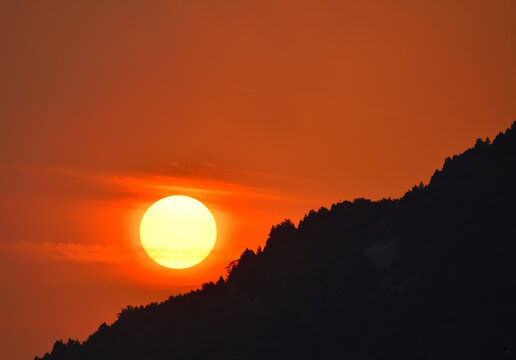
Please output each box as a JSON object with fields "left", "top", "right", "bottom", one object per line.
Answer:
{"left": 1, "top": 1, "right": 515, "bottom": 359}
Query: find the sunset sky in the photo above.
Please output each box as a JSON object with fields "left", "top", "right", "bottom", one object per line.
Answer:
{"left": 1, "top": 1, "right": 515, "bottom": 359}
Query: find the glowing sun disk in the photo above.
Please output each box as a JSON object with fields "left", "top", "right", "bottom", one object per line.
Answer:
{"left": 139, "top": 195, "right": 217, "bottom": 269}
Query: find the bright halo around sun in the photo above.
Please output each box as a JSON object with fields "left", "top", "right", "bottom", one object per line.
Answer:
{"left": 139, "top": 195, "right": 217, "bottom": 269}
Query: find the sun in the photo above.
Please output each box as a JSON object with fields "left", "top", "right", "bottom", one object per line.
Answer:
{"left": 139, "top": 195, "right": 217, "bottom": 269}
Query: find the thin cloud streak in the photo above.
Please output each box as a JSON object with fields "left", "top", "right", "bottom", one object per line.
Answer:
{"left": 0, "top": 241, "right": 134, "bottom": 264}
{"left": 7, "top": 163, "right": 313, "bottom": 205}
{"left": 0, "top": 240, "right": 231, "bottom": 267}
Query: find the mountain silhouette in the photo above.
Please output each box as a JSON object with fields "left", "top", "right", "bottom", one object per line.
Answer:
{"left": 36, "top": 122, "right": 516, "bottom": 360}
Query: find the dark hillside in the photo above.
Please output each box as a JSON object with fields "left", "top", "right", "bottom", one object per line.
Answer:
{"left": 36, "top": 122, "right": 516, "bottom": 360}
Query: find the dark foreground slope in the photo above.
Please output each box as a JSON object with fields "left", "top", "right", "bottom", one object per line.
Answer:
{"left": 37, "top": 123, "right": 516, "bottom": 360}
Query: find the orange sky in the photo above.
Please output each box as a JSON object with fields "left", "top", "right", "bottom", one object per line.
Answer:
{"left": 1, "top": 1, "right": 515, "bottom": 359}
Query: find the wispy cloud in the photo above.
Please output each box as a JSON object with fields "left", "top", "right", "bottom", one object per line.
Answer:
{"left": 0, "top": 241, "right": 134, "bottom": 264}
{"left": 8, "top": 162, "right": 309, "bottom": 206}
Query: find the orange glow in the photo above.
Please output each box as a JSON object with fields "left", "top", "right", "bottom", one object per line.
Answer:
{"left": 1, "top": 1, "right": 515, "bottom": 359}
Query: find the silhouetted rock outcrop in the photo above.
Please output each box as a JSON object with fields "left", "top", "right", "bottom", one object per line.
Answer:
{"left": 36, "top": 122, "right": 516, "bottom": 360}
